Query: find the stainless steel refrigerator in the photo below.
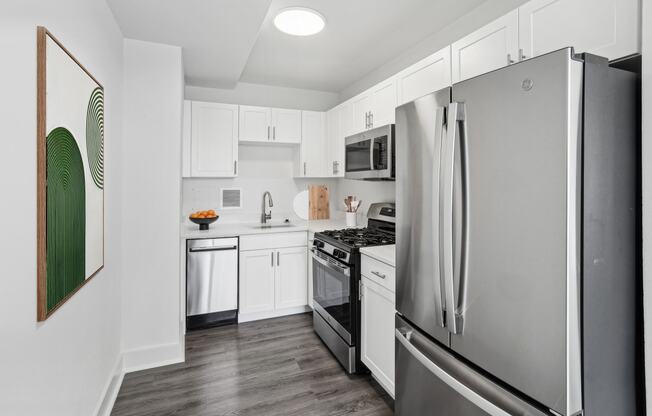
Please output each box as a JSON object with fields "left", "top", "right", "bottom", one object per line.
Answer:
{"left": 395, "top": 48, "right": 639, "bottom": 416}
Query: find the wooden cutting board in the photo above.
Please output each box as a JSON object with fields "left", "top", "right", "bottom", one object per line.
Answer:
{"left": 309, "top": 185, "right": 330, "bottom": 220}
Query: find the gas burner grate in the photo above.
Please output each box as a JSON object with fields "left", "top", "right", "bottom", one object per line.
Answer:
{"left": 320, "top": 227, "right": 395, "bottom": 248}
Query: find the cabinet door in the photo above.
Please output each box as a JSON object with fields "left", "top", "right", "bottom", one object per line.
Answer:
{"left": 272, "top": 108, "right": 302, "bottom": 143}
{"left": 300, "top": 111, "right": 326, "bottom": 177}
{"left": 307, "top": 242, "right": 314, "bottom": 308}
{"left": 451, "top": 10, "right": 519, "bottom": 83}
{"left": 182, "top": 100, "right": 192, "bottom": 177}
{"left": 361, "top": 277, "right": 396, "bottom": 397}
{"left": 239, "top": 105, "right": 271, "bottom": 143}
{"left": 352, "top": 92, "right": 373, "bottom": 134}
{"left": 275, "top": 247, "right": 308, "bottom": 309}
{"left": 326, "top": 106, "right": 344, "bottom": 177}
{"left": 340, "top": 100, "right": 355, "bottom": 139}
{"left": 519, "top": 0, "right": 640, "bottom": 61}
{"left": 370, "top": 79, "right": 397, "bottom": 127}
{"left": 190, "top": 101, "right": 238, "bottom": 177}
{"left": 239, "top": 249, "right": 275, "bottom": 314}
{"left": 397, "top": 46, "right": 452, "bottom": 105}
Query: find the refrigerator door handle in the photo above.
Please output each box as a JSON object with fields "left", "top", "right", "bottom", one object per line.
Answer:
{"left": 441, "top": 102, "right": 468, "bottom": 334}
{"left": 433, "top": 105, "right": 447, "bottom": 328}
{"left": 396, "top": 328, "right": 511, "bottom": 416}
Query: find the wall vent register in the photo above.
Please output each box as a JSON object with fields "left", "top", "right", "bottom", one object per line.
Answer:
{"left": 221, "top": 188, "right": 242, "bottom": 209}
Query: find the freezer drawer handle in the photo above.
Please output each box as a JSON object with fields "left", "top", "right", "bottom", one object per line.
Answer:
{"left": 395, "top": 329, "right": 511, "bottom": 416}
{"left": 189, "top": 245, "right": 237, "bottom": 253}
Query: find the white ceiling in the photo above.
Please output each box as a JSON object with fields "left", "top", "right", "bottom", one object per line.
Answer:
{"left": 108, "top": 0, "right": 487, "bottom": 92}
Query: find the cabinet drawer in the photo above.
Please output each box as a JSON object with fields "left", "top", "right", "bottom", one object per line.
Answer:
{"left": 361, "top": 254, "right": 395, "bottom": 293}
{"left": 240, "top": 232, "right": 307, "bottom": 251}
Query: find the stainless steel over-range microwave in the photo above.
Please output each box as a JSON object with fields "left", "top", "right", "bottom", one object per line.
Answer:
{"left": 344, "top": 124, "right": 395, "bottom": 180}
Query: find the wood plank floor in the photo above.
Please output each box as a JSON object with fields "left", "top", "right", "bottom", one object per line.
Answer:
{"left": 112, "top": 313, "right": 394, "bottom": 416}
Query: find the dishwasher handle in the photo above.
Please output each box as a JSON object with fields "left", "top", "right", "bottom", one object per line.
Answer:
{"left": 188, "top": 245, "right": 237, "bottom": 253}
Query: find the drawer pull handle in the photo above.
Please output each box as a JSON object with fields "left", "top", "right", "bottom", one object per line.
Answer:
{"left": 371, "top": 271, "right": 386, "bottom": 279}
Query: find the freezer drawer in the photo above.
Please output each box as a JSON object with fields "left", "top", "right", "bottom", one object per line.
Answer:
{"left": 395, "top": 316, "right": 548, "bottom": 416}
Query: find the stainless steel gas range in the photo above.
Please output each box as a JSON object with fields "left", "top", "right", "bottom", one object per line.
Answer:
{"left": 311, "top": 203, "right": 395, "bottom": 373}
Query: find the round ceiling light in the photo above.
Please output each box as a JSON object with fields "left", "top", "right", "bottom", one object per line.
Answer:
{"left": 274, "top": 7, "right": 326, "bottom": 36}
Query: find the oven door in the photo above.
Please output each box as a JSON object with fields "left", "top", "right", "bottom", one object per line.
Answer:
{"left": 311, "top": 248, "right": 354, "bottom": 344}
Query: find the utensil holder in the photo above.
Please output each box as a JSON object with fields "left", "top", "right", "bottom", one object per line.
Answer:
{"left": 346, "top": 212, "right": 357, "bottom": 227}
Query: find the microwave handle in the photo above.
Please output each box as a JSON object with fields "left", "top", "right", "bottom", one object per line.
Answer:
{"left": 369, "top": 137, "right": 375, "bottom": 170}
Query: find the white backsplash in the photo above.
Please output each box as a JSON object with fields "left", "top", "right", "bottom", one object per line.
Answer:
{"left": 182, "top": 145, "right": 395, "bottom": 225}
{"left": 182, "top": 144, "right": 339, "bottom": 223}
{"left": 334, "top": 179, "right": 396, "bottom": 216}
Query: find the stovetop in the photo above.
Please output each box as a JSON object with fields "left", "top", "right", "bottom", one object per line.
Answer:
{"left": 318, "top": 227, "right": 395, "bottom": 248}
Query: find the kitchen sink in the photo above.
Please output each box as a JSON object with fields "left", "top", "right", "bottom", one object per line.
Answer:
{"left": 251, "top": 223, "right": 296, "bottom": 229}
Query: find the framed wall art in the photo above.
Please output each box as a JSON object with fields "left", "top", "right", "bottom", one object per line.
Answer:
{"left": 37, "top": 27, "right": 104, "bottom": 321}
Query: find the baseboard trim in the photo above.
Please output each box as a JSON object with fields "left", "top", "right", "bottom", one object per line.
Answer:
{"left": 122, "top": 341, "right": 185, "bottom": 373}
{"left": 238, "top": 305, "right": 311, "bottom": 323}
{"left": 95, "top": 355, "right": 125, "bottom": 416}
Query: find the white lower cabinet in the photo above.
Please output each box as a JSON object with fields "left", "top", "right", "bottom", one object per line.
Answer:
{"left": 360, "top": 252, "right": 396, "bottom": 398}
{"left": 361, "top": 275, "right": 395, "bottom": 397}
{"left": 239, "top": 249, "right": 276, "bottom": 314}
{"left": 275, "top": 247, "right": 308, "bottom": 309}
{"left": 307, "top": 235, "right": 314, "bottom": 308}
{"left": 239, "top": 233, "right": 308, "bottom": 322}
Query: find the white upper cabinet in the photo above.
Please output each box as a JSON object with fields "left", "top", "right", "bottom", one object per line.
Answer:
{"left": 350, "top": 78, "right": 397, "bottom": 135}
{"left": 397, "top": 46, "right": 452, "bottom": 105}
{"left": 518, "top": 0, "right": 640, "bottom": 62}
{"left": 271, "top": 108, "right": 302, "bottom": 143}
{"left": 452, "top": 10, "right": 519, "bottom": 83}
{"left": 371, "top": 79, "right": 397, "bottom": 127}
{"left": 339, "top": 100, "right": 355, "bottom": 139}
{"left": 326, "top": 105, "right": 344, "bottom": 177}
{"left": 352, "top": 91, "right": 374, "bottom": 134}
{"left": 190, "top": 101, "right": 238, "bottom": 177}
{"left": 239, "top": 105, "right": 271, "bottom": 143}
{"left": 299, "top": 111, "right": 327, "bottom": 177}
{"left": 239, "top": 106, "right": 301, "bottom": 143}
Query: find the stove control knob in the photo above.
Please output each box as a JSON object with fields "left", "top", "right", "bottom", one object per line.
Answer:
{"left": 333, "top": 250, "right": 346, "bottom": 259}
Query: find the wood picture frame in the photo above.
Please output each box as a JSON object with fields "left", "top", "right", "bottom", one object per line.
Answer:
{"left": 37, "top": 27, "right": 105, "bottom": 321}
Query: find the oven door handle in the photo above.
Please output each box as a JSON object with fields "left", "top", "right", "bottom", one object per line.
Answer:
{"left": 311, "top": 249, "right": 351, "bottom": 276}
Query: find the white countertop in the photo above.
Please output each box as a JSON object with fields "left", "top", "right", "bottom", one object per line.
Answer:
{"left": 181, "top": 217, "right": 361, "bottom": 240}
{"left": 360, "top": 244, "right": 396, "bottom": 267}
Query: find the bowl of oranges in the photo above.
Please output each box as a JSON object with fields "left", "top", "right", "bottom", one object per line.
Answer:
{"left": 189, "top": 209, "right": 219, "bottom": 230}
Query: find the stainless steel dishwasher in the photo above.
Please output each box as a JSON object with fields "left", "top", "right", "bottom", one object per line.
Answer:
{"left": 186, "top": 237, "right": 238, "bottom": 330}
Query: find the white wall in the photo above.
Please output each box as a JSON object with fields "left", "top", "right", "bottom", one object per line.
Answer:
{"left": 642, "top": 0, "right": 651, "bottom": 412}
{"left": 183, "top": 145, "right": 338, "bottom": 223}
{"left": 186, "top": 82, "right": 339, "bottom": 111}
{"left": 339, "top": 0, "right": 530, "bottom": 101}
{"left": 0, "top": 1, "right": 124, "bottom": 415}
{"left": 121, "top": 39, "right": 184, "bottom": 371}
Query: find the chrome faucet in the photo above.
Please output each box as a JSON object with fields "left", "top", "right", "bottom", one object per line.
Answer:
{"left": 261, "top": 191, "right": 274, "bottom": 224}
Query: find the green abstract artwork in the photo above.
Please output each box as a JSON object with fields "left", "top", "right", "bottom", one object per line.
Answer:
{"left": 38, "top": 27, "right": 104, "bottom": 320}
{"left": 46, "top": 127, "right": 86, "bottom": 310}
